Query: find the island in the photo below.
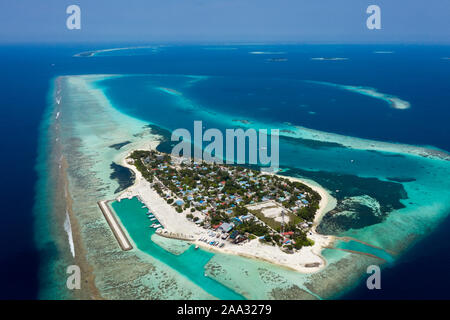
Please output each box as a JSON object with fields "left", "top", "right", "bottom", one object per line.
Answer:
{"left": 100, "top": 148, "right": 335, "bottom": 273}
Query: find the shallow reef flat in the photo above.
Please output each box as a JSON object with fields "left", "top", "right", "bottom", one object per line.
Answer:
{"left": 306, "top": 80, "right": 411, "bottom": 110}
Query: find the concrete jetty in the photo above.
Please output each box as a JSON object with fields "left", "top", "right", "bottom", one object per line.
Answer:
{"left": 97, "top": 200, "right": 133, "bottom": 251}
{"left": 155, "top": 229, "right": 195, "bottom": 241}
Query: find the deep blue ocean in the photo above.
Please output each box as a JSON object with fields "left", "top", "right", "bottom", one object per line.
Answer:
{"left": 0, "top": 44, "right": 449, "bottom": 299}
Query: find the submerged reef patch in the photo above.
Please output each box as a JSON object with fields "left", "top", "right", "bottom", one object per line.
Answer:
{"left": 144, "top": 124, "right": 182, "bottom": 153}
{"left": 386, "top": 176, "right": 416, "bottom": 183}
{"left": 281, "top": 168, "right": 408, "bottom": 235}
{"left": 108, "top": 141, "right": 131, "bottom": 150}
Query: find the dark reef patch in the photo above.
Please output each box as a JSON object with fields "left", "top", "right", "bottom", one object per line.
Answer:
{"left": 367, "top": 150, "right": 406, "bottom": 158}
{"left": 144, "top": 124, "right": 181, "bottom": 153}
{"left": 386, "top": 176, "right": 416, "bottom": 183}
{"left": 110, "top": 162, "right": 135, "bottom": 193}
{"left": 319, "top": 199, "right": 382, "bottom": 234}
{"left": 279, "top": 168, "right": 408, "bottom": 235}
{"left": 108, "top": 141, "right": 131, "bottom": 150}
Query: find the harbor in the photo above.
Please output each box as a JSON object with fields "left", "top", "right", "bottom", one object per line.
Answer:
{"left": 109, "top": 196, "right": 245, "bottom": 300}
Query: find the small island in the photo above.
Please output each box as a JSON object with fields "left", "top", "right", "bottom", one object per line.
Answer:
{"left": 102, "top": 148, "right": 335, "bottom": 273}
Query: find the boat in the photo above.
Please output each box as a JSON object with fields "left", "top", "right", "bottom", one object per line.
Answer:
{"left": 195, "top": 245, "right": 199, "bottom": 249}
{"left": 152, "top": 224, "right": 161, "bottom": 228}
{"left": 150, "top": 217, "right": 156, "bottom": 221}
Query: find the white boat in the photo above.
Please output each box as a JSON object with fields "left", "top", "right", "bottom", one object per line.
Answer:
{"left": 195, "top": 245, "right": 199, "bottom": 249}
{"left": 152, "top": 224, "right": 161, "bottom": 228}
{"left": 150, "top": 217, "right": 157, "bottom": 221}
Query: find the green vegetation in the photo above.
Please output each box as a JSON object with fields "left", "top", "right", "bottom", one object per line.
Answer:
{"left": 297, "top": 204, "right": 319, "bottom": 221}
{"left": 292, "top": 231, "right": 315, "bottom": 250}
{"left": 235, "top": 221, "right": 269, "bottom": 237}
{"left": 249, "top": 206, "right": 303, "bottom": 231}
{"left": 233, "top": 205, "right": 248, "bottom": 217}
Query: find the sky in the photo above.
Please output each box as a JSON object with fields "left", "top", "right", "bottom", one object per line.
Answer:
{"left": 0, "top": 0, "right": 449, "bottom": 44}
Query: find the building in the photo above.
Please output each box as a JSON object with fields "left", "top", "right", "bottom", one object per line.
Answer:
{"left": 175, "top": 199, "right": 185, "bottom": 206}
{"left": 219, "top": 222, "right": 234, "bottom": 233}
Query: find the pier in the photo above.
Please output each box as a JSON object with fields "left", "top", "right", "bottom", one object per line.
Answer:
{"left": 155, "top": 228, "right": 195, "bottom": 241}
{"left": 97, "top": 200, "right": 133, "bottom": 251}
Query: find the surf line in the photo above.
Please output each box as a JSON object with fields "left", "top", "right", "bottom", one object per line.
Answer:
{"left": 64, "top": 210, "right": 76, "bottom": 258}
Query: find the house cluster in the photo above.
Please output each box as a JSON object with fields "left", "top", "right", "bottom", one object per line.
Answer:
{"left": 129, "top": 150, "right": 321, "bottom": 248}
{"left": 210, "top": 214, "right": 255, "bottom": 244}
